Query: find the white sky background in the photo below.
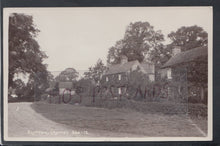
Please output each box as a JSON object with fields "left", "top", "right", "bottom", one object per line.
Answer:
{"left": 5, "top": 7, "right": 212, "bottom": 78}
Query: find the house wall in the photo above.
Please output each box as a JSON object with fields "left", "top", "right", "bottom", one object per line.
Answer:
{"left": 101, "top": 61, "right": 155, "bottom": 98}
{"left": 131, "top": 64, "right": 139, "bottom": 71}
{"left": 164, "top": 66, "right": 188, "bottom": 102}
{"left": 101, "top": 72, "right": 128, "bottom": 97}
{"left": 159, "top": 68, "right": 168, "bottom": 79}
{"left": 145, "top": 63, "right": 155, "bottom": 73}
{"left": 101, "top": 73, "right": 128, "bottom": 86}
{"left": 160, "top": 64, "right": 208, "bottom": 103}
{"left": 149, "top": 74, "right": 155, "bottom": 82}
{"left": 59, "top": 88, "right": 75, "bottom": 95}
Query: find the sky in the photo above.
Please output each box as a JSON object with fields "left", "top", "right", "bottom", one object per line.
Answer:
{"left": 5, "top": 7, "right": 212, "bottom": 77}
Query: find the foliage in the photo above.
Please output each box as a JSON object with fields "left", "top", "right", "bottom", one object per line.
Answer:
{"left": 23, "top": 72, "right": 51, "bottom": 100}
{"left": 149, "top": 44, "right": 172, "bottom": 68}
{"left": 54, "top": 82, "right": 59, "bottom": 91}
{"left": 84, "top": 59, "right": 107, "bottom": 84}
{"left": 77, "top": 97, "right": 207, "bottom": 118}
{"left": 107, "top": 21, "right": 164, "bottom": 65}
{"left": 127, "top": 68, "right": 151, "bottom": 99}
{"left": 9, "top": 13, "right": 49, "bottom": 99}
{"left": 126, "top": 69, "right": 172, "bottom": 102}
{"left": 47, "top": 72, "right": 55, "bottom": 83}
{"left": 187, "top": 56, "right": 208, "bottom": 87}
{"left": 75, "top": 78, "right": 95, "bottom": 96}
{"left": 55, "top": 68, "right": 79, "bottom": 82}
{"left": 13, "top": 79, "right": 26, "bottom": 97}
{"left": 168, "top": 25, "right": 208, "bottom": 51}
{"left": 9, "top": 13, "right": 47, "bottom": 88}
{"left": 187, "top": 57, "right": 208, "bottom": 103}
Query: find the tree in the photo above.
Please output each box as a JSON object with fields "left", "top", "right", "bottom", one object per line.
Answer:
{"left": 127, "top": 68, "right": 153, "bottom": 100}
{"left": 13, "top": 79, "right": 26, "bottom": 98}
{"left": 187, "top": 56, "right": 208, "bottom": 102}
{"left": 75, "top": 78, "right": 94, "bottom": 96}
{"left": 168, "top": 25, "right": 208, "bottom": 51}
{"left": 107, "top": 40, "right": 124, "bottom": 65}
{"left": 27, "top": 71, "right": 51, "bottom": 101}
{"left": 84, "top": 59, "right": 107, "bottom": 84}
{"left": 107, "top": 21, "right": 164, "bottom": 65}
{"left": 47, "top": 71, "right": 55, "bottom": 83}
{"left": 55, "top": 68, "right": 79, "bottom": 82}
{"left": 9, "top": 13, "right": 48, "bottom": 98}
{"left": 149, "top": 44, "right": 173, "bottom": 68}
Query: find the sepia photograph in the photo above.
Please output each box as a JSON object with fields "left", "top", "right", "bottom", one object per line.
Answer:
{"left": 3, "top": 7, "right": 213, "bottom": 141}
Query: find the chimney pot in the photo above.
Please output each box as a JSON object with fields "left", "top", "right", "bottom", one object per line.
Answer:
{"left": 172, "top": 46, "right": 181, "bottom": 56}
{"left": 120, "top": 55, "right": 128, "bottom": 64}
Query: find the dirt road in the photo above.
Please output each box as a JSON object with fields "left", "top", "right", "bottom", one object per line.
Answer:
{"left": 8, "top": 102, "right": 94, "bottom": 137}
{"left": 8, "top": 102, "right": 206, "bottom": 137}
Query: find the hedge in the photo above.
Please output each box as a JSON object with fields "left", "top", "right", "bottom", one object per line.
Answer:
{"left": 41, "top": 94, "right": 207, "bottom": 118}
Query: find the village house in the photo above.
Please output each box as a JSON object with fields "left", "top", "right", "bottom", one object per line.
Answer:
{"left": 58, "top": 82, "right": 75, "bottom": 95}
{"left": 160, "top": 46, "right": 208, "bottom": 103}
{"left": 101, "top": 55, "right": 155, "bottom": 96}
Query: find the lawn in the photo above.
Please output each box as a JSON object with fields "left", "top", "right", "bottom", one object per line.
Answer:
{"left": 8, "top": 102, "right": 207, "bottom": 137}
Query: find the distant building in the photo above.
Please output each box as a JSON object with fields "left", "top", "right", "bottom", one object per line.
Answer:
{"left": 58, "top": 82, "right": 74, "bottom": 95}
{"left": 160, "top": 46, "right": 208, "bottom": 102}
{"left": 102, "top": 55, "right": 155, "bottom": 95}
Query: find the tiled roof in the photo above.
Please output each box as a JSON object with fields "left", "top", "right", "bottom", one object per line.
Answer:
{"left": 105, "top": 60, "right": 155, "bottom": 75}
{"left": 59, "top": 82, "right": 73, "bottom": 89}
{"left": 162, "top": 46, "right": 207, "bottom": 68}
{"left": 105, "top": 60, "right": 139, "bottom": 75}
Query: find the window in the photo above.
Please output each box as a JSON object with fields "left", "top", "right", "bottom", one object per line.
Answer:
{"left": 118, "top": 87, "right": 121, "bottom": 95}
{"left": 149, "top": 74, "right": 155, "bottom": 82}
{"left": 118, "top": 74, "right": 121, "bottom": 80}
{"left": 106, "top": 76, "right": 109, "bottom": 82}
{"left": 167, "top": 68, "right": 172, "bottom": 79}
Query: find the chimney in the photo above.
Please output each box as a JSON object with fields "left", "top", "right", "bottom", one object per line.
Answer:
{"left": 172, "top": 46, "right": 181, "bottom": 56}
{"left": 120, "top": 55, "right": 128, "bottom": 64}
{"left": 143, "top": 52, "right": 150, "bottom": 62}
{"left": 106, "top": 62, "right": 110, "bottom": 67}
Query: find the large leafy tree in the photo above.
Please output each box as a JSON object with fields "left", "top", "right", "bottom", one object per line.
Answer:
{"left": 55, "top": 68, "right": 79, "bottom": 82}
{"left": 84, "top": 59, "right": 107, "bottom": 84}
{"left": 107, "top": 21, "right": 164, "bottom": 65}
{"left": 9, "top": 13, "right": 49, "bottom": 98}
{"left": 168, "top": 25, "right": 208, "bottom": 51}
{"left": 149, "top": 44, "right": 172, "bottom": 67}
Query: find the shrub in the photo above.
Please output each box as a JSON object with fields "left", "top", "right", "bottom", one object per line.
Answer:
{"left": 77, "top": 97, "right": 207, "bottom": 118}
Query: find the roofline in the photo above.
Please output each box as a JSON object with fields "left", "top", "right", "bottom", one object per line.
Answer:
{"left": 104, "top": 71, "right": 127, "bottom": 76}
{"left": 161, "top": 46, "right": 207, "bottom": 69}
{"left": 161, "top": 62, "right": 186, "bottom": 69}
{"left": 161, "top": 55, "right": 207, "bottom": 69}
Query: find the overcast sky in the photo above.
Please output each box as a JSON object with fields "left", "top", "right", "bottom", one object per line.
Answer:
{"left": 5, "top": 7, "right": 212, "bottom": 77}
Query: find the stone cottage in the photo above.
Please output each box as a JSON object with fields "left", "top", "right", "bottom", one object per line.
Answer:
{"left": 160, "top": 46, "right": 208, "bottom": 103}
{"left": 101, "top": 55, "right": 155, "bottom": 96}
{"left": 58, "top": 82, "right": 75, "bottom": 95}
